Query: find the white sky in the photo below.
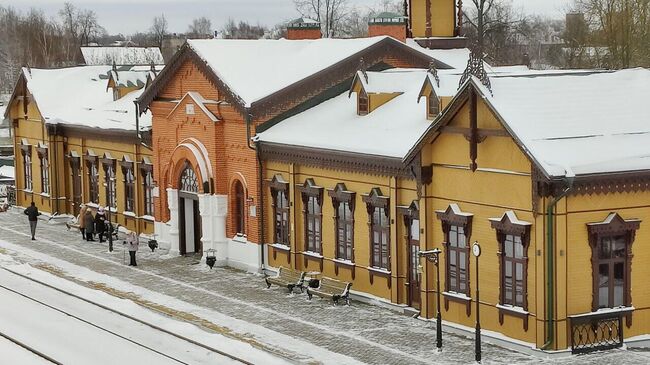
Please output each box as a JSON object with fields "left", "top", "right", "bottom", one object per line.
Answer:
{"left": 0, "top": 0, "right": 575, "bottom": 35}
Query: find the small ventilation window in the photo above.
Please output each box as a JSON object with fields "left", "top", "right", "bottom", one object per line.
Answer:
{"left": 358, "top": 90, "right": 369, "bottom": 116}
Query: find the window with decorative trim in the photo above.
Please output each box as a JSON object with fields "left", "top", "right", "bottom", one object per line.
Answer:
{"left": 436, "top": 204, "right": 473, "bottom": 315}
{"left": 37, "top": 147, "right": 49, "bottom": 195}
{"left": 268, "top": 175, "right": 289, "bottom": 246}
{"left": 490, "top": 210, "right": 532, "bottom": 330}
{"left": 101, "top": 156, "right": 117, "bottom": 208}
{"left": 121, "top": 159, "right": 135, "bottom": 212}
{"left": 85, "top": 154, "right": 99, "bottom": 204}
{"left": 329, "top": 183, "right": 355, "bottom": 263}
{"left": 363, "top": 188, "right": 390, "bottom": 270}
{"left": 298, "top": 179, "right": 323, "bottom": 254}
{"left": 587, "top": 213, "right": 640, "bottom": 317}
{"left": 21, "top": 144, "right": 33, "bottom": 191}
{"left": 427, "top": 90, "right": 440, "bottom": 119}
{"left": 358, "top": 90, "right": 369, "bottom": 116}
{"left": 141, "top": 163, "right": 154, "bottom": 216}
{"left": 233, "top": 180, "right": 245, "bottom": 235}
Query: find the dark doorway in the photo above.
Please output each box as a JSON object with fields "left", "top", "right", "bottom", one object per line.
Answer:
{"left": 408, "top": 218, "right": 421, "bottom": 310}
{"left": 179, "top": 163, "right": 202, "bottom": 255}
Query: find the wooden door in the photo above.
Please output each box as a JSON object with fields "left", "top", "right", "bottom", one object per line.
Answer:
{"left": 408, "top": 219, "right": 421, "bottom": 309}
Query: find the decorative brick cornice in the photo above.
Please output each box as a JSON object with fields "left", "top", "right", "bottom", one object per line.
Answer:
{"left": 258, "top": 142, "right": 416, "bottom": 179}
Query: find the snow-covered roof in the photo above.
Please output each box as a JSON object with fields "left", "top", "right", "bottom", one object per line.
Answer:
{"left": 20, "top": 66, "right": 151, "bottom": 131}
{"left": 472, "top": 68, "right": 650, "bottom": 178}
{"left": 81, "top": 47, "right": 164, "bottom": 66}
{"left": 0, "top": 165, "right": 14, "bottom": 179}
{"left": 108, "top": 70, "right": 155, "bottom": 89}
{"left": 258, "top": 68, "right": 459, "bottom": 158}
{"left": 186, "top": 37, "right": 405, "bottom": 107}
{"left": 406, "top": 39, "right": 472, "bottom": 70}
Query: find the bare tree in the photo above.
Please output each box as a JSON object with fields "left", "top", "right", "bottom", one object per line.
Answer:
{"left": 294, "top": 0, "right": 349, "bottom": 37}
{"left": 150, "top": 14, "right": 168, "bottom": 48}
{"left": 576, "top": 0, "right": 650, "bottom": 68}
{"left": 188, "top": 17, "right": 212, "bottom": 38}
{"left": 222, "top": 18, "right": 267, "bottom": 39}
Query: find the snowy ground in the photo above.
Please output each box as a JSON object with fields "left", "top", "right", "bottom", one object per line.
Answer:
{"left": 0, "top": 255, "right": 285, "bottom": 364}
{"left": 1, "top": 209, "right": 650, "bottom": 364}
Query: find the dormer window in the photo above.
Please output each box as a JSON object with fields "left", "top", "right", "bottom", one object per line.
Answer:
{"left": 428, "top": 91, "right": 440, "bottom": 120}
{"left": 358, "top": 90, "right": 368, "bottom": 116}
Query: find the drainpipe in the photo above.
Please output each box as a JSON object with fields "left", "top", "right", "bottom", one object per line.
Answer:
{"left": 245, "top": 110, "right": 266, "bottom": 273}
{"left": 541, "top": 173, "right": 574, "bottom": 350}
{"left": 134, "top": 101, "right": 140, "bottom": 140}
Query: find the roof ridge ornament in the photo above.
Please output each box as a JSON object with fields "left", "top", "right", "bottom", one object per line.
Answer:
{"left": 428, "top": 61, "right": 440, "bottom": 87}
{"left": 359, "top": 58, "right": 368, "bottom": 83}
{"left": 459, "top": 47, "right": 492, "bottom": 95}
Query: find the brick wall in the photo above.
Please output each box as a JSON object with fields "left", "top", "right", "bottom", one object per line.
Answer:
{"left": 368, "top": 24, "right": 407, "bottom": 43}
{"left": 287, "top": 28, "right": 321, "bottom": 40}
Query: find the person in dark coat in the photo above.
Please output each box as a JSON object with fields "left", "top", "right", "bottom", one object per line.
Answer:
{"left": 24, "top": 202, "right": 41, "bottom": 240}
{"left": 94, "top": 207, "right": 107, "bottom": 243}
{"left": 84, "top": 210, "right": 95, "bottom": 241}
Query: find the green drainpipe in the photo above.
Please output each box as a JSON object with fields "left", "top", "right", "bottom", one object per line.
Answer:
{"left": 541, "top": 177, "right": 574, "bottom": 351}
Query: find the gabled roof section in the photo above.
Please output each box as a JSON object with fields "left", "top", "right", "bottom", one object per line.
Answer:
{"left": 167, "top": 92, "right": 220, "bottom": 122}
{"left": 6, "top": 66, "right": 151, "bottom": 131}
{"left": 349, "top": 69, "right": 405, "bottom": 97}
{"left": 138, "top": 36, "right": 445, "bottom": 119}
{"left": 107, "top": 70, "right": 154, "bottom": 90}
{"left": 405, "top": 68, "right": 650, "bottom": 180}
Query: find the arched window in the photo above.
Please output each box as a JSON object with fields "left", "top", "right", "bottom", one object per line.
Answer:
{"left": 179, "top": 164, "right": 199, "bottom": 193}
{"left": 233, "top": 180, "right": 245, "bottom": 235}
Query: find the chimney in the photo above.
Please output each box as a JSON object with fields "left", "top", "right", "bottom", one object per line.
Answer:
{"left": 287, "top": 18, "right": 322, "bottom": 40}
{"left": 368, "top": 12, "right": 407, "bottom": 42}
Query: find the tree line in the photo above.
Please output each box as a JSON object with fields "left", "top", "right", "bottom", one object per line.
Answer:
{"left": 1, "top": 0, "right": 648, "bottom": 94}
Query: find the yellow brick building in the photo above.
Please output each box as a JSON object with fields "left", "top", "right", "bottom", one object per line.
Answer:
{"left": 258, "top": 63, "right": 650, "bottom": 353}
{"left": 5, "top": 66, "right": 155, "bottom": 235}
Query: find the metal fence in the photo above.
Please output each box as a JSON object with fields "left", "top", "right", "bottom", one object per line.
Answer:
{"left": 570, "top": 311, "right": 624, "bottom": 354}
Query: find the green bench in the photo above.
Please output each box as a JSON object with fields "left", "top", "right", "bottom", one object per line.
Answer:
{"left": 265, "top": 267, "right": 306, "bottom": 293}
{"left": 307, "top": 277, "right": 352, "bottom": 305}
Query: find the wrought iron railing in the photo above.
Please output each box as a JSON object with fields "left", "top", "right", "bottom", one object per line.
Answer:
{"left": 569, "top": 311, "right": 624, "bottom": 354}
{"left": 6, "top": 185, "right": 15, "bottom": 206}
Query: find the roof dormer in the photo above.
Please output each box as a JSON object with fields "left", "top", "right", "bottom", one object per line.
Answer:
{"left": 106, "top": 63, "right": 159, "bottom": 101}
{"left": 348, "top": 59, "right": 403, "bottom": 116}
{"left": 418, "top": 63, "right": 442, "bottom": 120}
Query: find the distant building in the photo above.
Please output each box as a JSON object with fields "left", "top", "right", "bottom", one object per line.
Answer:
{"left": 80, "top": 46, "right": 165, "bottom": 66}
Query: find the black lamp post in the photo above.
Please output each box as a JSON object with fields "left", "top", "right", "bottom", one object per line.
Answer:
{"left": 472, "top": 241, "right": 482, "bottom": 363}
{"left": 106, "top": 168, "right": 114, "bottom": 252}
{"left": 419, "top": 248, "right": 443, "bottom": 352}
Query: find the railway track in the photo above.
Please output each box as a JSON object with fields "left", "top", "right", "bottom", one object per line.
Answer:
{"left": 0, "top": 330, "right": 61, "bottom": 364}
{"left": 0, "top": 266, "right": 258, "bottom": 365}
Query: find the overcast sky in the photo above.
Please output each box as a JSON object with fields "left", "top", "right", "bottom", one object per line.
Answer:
{"left": 1, "top": 0, "right": 575, "bottom": 35}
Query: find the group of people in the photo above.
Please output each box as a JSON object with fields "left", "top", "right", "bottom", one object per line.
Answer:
{"left": 78, "top": 204, "right": 109, "bottom": 242}
{"left": 24, "top": 202, "right": 140, "bottom": 266}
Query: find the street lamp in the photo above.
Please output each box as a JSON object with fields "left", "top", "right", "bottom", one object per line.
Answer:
{"left": 419, "top": 248, "right": 443, "bottom": 352}
{"left": 106, "top": 167, "right": 115, "bottom": 252}
{"left": 472, "top": 241, "right": 482, "bottom": 363}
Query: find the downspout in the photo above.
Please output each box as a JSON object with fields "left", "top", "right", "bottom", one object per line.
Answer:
{"left": 245, "top": 110, "right": 266, "bottom": 273}
{"left": 134, "top": 101, "right": 140, "bottom": 140}
{"left": 541, "top": 173, "right": 574, "bottom": 350}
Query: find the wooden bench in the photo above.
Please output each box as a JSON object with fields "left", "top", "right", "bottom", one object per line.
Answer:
{"left": 265, "top": 267, "right": 306, "bottom": 293}
{"left": 307, "top": 277, "right": 352, "bottom": 305}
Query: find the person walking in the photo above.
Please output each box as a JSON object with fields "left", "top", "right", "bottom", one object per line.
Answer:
{"left": 78, "top": 204, "right": 88, "bottom": 239}
{"left": 84, "top": 209, "right": 95, "bottom": 241}
{"left": 24, "top": 202, "right": 41, "bottom": 240}
{"left": 126, "top": 231, "right": 139, "bottom": 266}
{"left": 95, "top": 207, "right": 106, "bottom": 243}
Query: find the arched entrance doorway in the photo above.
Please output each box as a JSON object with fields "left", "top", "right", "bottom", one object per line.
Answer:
{"left": 179, "top": 162, "right": 202, "bottom": 255}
